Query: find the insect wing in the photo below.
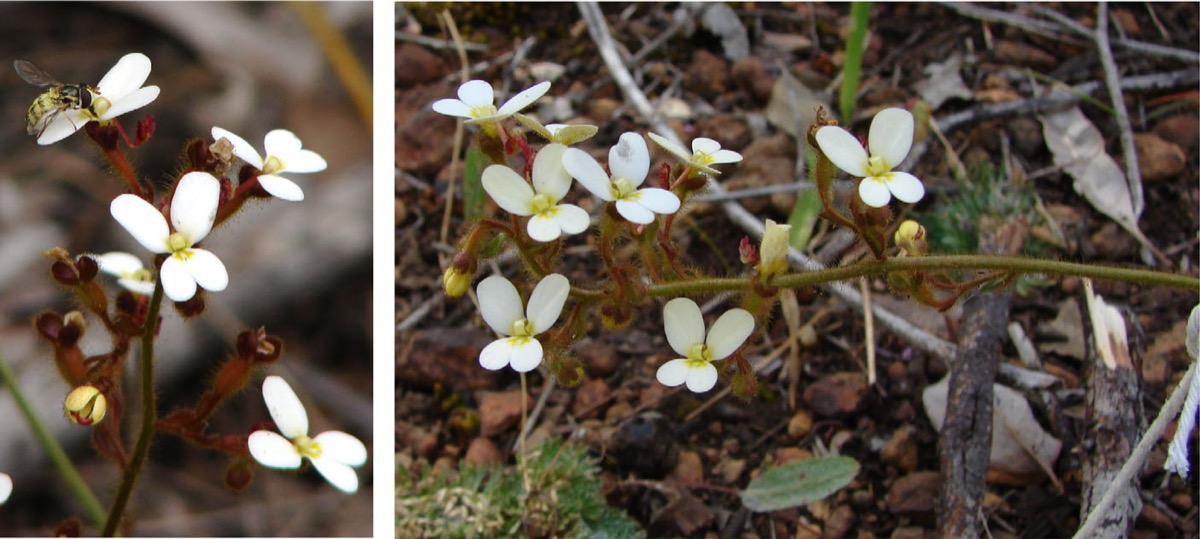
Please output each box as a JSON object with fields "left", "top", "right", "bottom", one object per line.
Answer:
{"left": 14, "top": 60, "right": 62, "bottom": 88}
{"left": 28, "top": 105, "right": 64, "bottom": 137}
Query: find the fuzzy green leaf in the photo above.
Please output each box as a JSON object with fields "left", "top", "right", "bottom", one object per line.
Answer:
{"left": 463, "top": 145, "right": 486, "bottom": 221}
{"left": 739, "top": 456, "right": 859, "bottom": 512}
{"left": 787, "top": 188, "right": 822, "bottom": 251}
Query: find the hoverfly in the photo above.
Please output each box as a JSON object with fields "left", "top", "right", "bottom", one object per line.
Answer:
{"left": 13, "top": 59, "right": 98, "bottom": 138}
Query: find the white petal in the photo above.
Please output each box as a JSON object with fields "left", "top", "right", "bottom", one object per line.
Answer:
{"left": 476, "top": 276, "right": 523, "bottom": 336}
{"left": 706, "top": 309, "right": 755, "bottom": 360}
{"left": 886, "top": 172, "right": 925, "bottom": 204}
{"left": 110, "top": 194, "right": 169, "bottom": 253}
{"left": 479, "top": 338, "right": 516, "bottom": 370}
{"left": 185, "top": 249, "right": 228, "bottom": 292}
{"left": 262, "top": 376, "right": 309, "bottom": 439}
{"left": 615, "top": 200, "right": 654, "bottom": 224}
{"left": 0, "top": 472, "right": 11, "bottom": 504}
{"left": 170, "top": 172, "right": 220, "bottom": 243}
{"left": 248, "top": 430, "right": 302, "bottom": 469}
{"left": 100, "top": 86, "right": 159, "bottom": 120}
{"left": 552, "top": 204, "right": 589, "bottom": 235}
{"left": 212, "top": 127, "right": 264, "bottom": 169}
{"left": 309, "top": 455, "right": 359, "bottom": 493}
{"left": 263, "top": 129, "right": 303, "bottom": 160}
{"left": 868, "top": 108, "right": 914, "bottom": 167}
{"left": 709, "top": 149, "right": 743, "bottom": 165}
{"left": 815, "top": 126, "right": 869, "bottom": 178}
{"left": 457, "top": 80, "right": 495, "bottom": 107}
{"left": 258, "top": 174, "right": 305, "bottom": 201}
{"left": 117, "top": 277, "right": 156, "bottom": 296}
{"left": 526, "top": 215, "right": 563, "bottom": 242}
{"left": 313, "top": 431, "right": 368, "bottom": 467}
{"left": 481, "top": 165, "right": 534, "bottom": 216}
{"left": 431, "top": 99, "right": 474, "bottom": 118}
{"left": 608, "top": 132, "right": 650, "bottom": 187}
{"left": 36, "top": 110, "right": 88, "bottom": 145}
{"left": 159, "top": 257, "right": 197, "bottom": 301}
{"left": 634, "top": 188, "right": 680, "bottom": 215}
{"left": 562, "top": 148, "right": 615, "bottom": 201}
{"left": 1187, "top": 305, "right": 1199, "bottom": 361}
{"left": 283, "top": 150, "right": 327, "bottom": 173}
{"left": 95, "top": 53, "right": 151, "bottom": 100}
{"left": 858, "top": 178, "right": 893, "bottom": 208}
{"left": 655, "top": 358, "right": 691, "bottom": 387}
{"left": 532, "top": 144, "right": 571, "bottom": 200}
{"left": 497, "top": 81, "right": 551, "bottom": 116}
{"left": 527, "top": 274, "right": 569, "bottom": 334}
{"left": 684, "top": 362, "right": 719, "bottom": 393}
{"left": 648, "top": 132, "right": 693, "bottom": 162}
{"left": 691, "top": 138, "right": 722, "bottom": 155}
{"left": 664, "top": 298, "right": 704, "bottom": 356}
{"left": 508, "top": 339, "right": 544, "bottom": 372}
{"left": 95, "top": 252, "right": 144, "bottom": 276}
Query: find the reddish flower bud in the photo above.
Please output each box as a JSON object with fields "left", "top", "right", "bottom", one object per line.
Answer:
{"left": 739, "top": 236, "right": 759, "bottom": 265}
{"left": 174, "top": 294, "right": 206, "bottom": 318}
{"left": 224, "top": 457, "right": 254, "bottom": 491}
{"left": 50, "top": 260, "right": 80, "bottom": 286}
{"left": 134, "top": 115, "right": 155, "bottom": 146}
{"left": 74, "top": 255, "right": 98, "bottom": 282}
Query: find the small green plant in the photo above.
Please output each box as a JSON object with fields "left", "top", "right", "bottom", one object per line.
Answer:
{"left": 397, "top": 438, "right": 643, "bottom": 538}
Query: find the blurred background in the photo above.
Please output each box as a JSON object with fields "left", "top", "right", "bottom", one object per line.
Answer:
{"left": 0, "top": 2, "right": 372, "bottom": 535}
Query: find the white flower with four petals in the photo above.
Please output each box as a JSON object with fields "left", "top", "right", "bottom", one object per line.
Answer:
{"left": 647, "top": 133, "right": 743, "bottom": 175}
{"left": 815, "top": 108, "right": 925, "bottom": 208}
{"left": 37, "top": 52, "right": 161, "bottom": 145}
{"left": 94, "top": 252, "right": 155, "bottom": 295}
{"left": 211, "top": 127, "right": 326, "bottom": 202}
{"left": 563, "top": 132, "right": 681, "bottom": 225}
{"left": 477, "top": 273, "right": 569, "bottom": 373}
{"left": 657, "top": 298, "right": 755, "bottom": 393}
{"left": 109, "top": 172, "right": 229, "bottom": 302}
{"left": 248, "top": 376, "right": 368, "bottom": 494}
{"left": 432, "top": 80, "right": 551, "bottom": 124}
{"left": 482, "top": 144, "right": 589, "bottom": 242}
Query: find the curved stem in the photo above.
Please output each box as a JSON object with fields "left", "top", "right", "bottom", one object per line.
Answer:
{"left": 0, "top": 356, "right": 106, "bottom": 528}
{"left": 102, "top": 279, "right": 164, "bottom": 536}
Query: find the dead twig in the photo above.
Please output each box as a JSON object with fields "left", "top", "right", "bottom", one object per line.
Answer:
{"left": 1093, "top": 2, "right": 1144, "bottom": 218}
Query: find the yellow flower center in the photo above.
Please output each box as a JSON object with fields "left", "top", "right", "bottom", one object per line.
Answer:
{"left": 510, "top": 318, "right": 535, "bottom": 337}
{"left": 610, "top": 177, "right": 638, "bottom": 200}
{"left": 693, "top": 151, "right": 713, "bottom": 166}
{"left": 686, "top": 342, "right": 713, "bottom": 366}
{"left": 90, "top": 97, "right": 112, "bottom": 118}
{"left": 167, "top": 232, "right": 191, "bottom": 254}
{"left": 865, "top": 155, "right": 892, "bottom": 178}
{"left": 470, "top": 104, "right": 499, "bottom": 119}
{"left": 294, "top": 435, "right": 322, "bottom": 459}
{"left": 530, "top": 193, "right": 555, "bottom": 214}
{"left": 263, "top": 155, "right": 285, "bottom": 175}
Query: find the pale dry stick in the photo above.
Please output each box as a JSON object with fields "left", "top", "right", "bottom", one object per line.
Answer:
{"left": 576, "top": 0, "right": 959, "bottom": 364}
{"left": 1094, "top": 2, "right": 1145, "bottom": 218}
{"left": 394, "top": 30, "right": 487, "bottom": 52}
{"left": 1072, "top": 362, "right": 1197, "bottom": 539}
{"left": 437, "top": 11, "right": 470, "bottom": 272}
{"left": 512, "top": 376, "right": 557, "bottom": 454}
{"left": 860, "top": 278, "right": 877, "bottom": 386}
{"left": 397, "top": 294, "right": 444, "bottom": 333}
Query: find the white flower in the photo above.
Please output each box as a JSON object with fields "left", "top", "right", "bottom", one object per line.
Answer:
{"left": 0, "top": 472, "right": 11, "bottom": 505}
{"left": 109, "top": 172, "right": 228, "bottom": 302}
{"left": 39, "top": 52, "right": 161, "bottom": 146}
{"left": 211, "top": 127, "right": 326, "bottom": 202}
{"left": 482, "top": 144, "right": 589, "bottom": 242}
{"left": 477, "top": 273, "right": 569, "bottom": 373}
{"left": 432, "top": 80, "right": 551, "bottom": 124}
{"left": 94, "top": 252, "right": 155, "bottom": 295}
{"left": 248, "top": 376, "right": 368, "bottom": 493}
{"left": 563, "top": 132, "right": 681, "bottom": 225}
{"left": 815, "top": 108, "right": 924, "bottom": 208}
{"left": 656, "top": 298, "right": 755, "bottom": 393}
{"left": 514, "top": 113, "right": 598, "bottom": 145}
{"left": 647, "top": 133, "right": 742, "bottom": 175}
{"left": 1165, "top": 304, "right": 1200, "bottom": 477}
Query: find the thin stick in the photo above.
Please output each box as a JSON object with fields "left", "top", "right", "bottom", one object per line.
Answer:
{"left": 1073, "top": 362, "right": 1197, "bottom": 539}
{"left": 1094, "top": 2, "right": 1144, "bottom": 218}
{"left": 518, "top": 372, "right": 529, "bottom": 491}
{"left": 860, "top": 278, "right": 876, "bottom": 386}
{"left": 512, "top": 376, "right": 556, "bottom": 453}
{"left": 437, "top": 11, "right": 469, "bottom": 270}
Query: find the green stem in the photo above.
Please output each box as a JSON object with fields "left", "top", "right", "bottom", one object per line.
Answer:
{"left": 635, "top": 255, "right": 1199, "bottom": 297}
{"left": 102, "top": 279, "right": 164, "bottom": 536}
{"left": 0, "top": 356, "right": 106, "bottom": 528}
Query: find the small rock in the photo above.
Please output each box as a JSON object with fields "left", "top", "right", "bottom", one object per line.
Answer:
{"left": 824, "top": 505, "right": 856, "bottom": 539}
{"left": 775, "top": 446, "right": 811, "bottom": 465}
{"left": 787, "top": 409, "right": 814, "bottom": 439}
{"left": 463, "top": 437, "right": 503, "bottom": 466}
{"left": 1168, "top": 492, "right": 1194, "bottom": 512}
{"left": 1153, "top": 115, "right": 1199, "bottom": 156}
{"left": 890, "top": 526, "right": 928, "bottom": 539}
{"left": 396, "top": 43, "right": 448, "bottom": 88}
{"left": 1111, "top": 8, "right": 1139, "bottom": 34}
{"left": 880, "top": 427, "right": 919, "bottom": 472}
{"left": 611, "top": 412, "right": 679, "bottom": 478}
{"left": 1134, "top": 132, "right": 1186, "bottom": 183}
{"left": 571, "top": 378, "right": 612, "bottom": 420}
{"left": 650, "top": 491, "right": 714, "bottom": 536}
{"left": 885, "top": 471, "right": 941, "bottom": 517}
{"left": 1006, "top": 116, "right": 1044, "bottom": 157}
{"left": 1090, "top": 222, "right": 1140, "bottom": 260}
{"left": 576, "top": 337, "right": 619, "bottom": 376}
{"left": 670, "top": 450, "right": 705, "bottom": 483}
{"left": 397, "top": 422, "right": 439, "bottom": 458}
{"left": 605, "top": 399, "right": 634, "bottom": 422}
{"left": 731, "top": 56, "right": 774, "bottom": 103}
{"left": 715, "top": 458, "right": 746, "bottom": 484}
{"left": 586, "top": 97, "right": 621, "bottom": 122}
{"left": 1138, "top": 502, "right": 1174, "bottom": 535}
{"left": 397, "top": 84, "right": 459, "bottom": 176}
{"left": 804, "top": 372, "right": 870, "bottom": 417}
{"left": 699, "top": 114, "right": 751, "bottom": 152}
{"left": 476, "top": 390, "right": 533, "bottom": 437}
{"left": 686, "top": 49, "right": 731, "bottom": 99}
{"left": 994, "top": 40, "right": 1057, "bottom": 70}
{"left": 398, "top": 328, "right": 500, "bottom": 391}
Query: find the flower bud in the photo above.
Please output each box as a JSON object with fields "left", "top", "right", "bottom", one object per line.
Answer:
{"left": 738, "top": 236, "right": 758, "bottom": 265}
{"left": 894, "top": 220, "right": 927, "bottom": 257}
{"left": 74, "top": 255, "right": 99, "bottom": 282}
{"left": 64, "top": 385, "right": 106, "bottom": 426}
{"left": 442, "top": 266, "right": 472, "bottom": 298}
{"left": 224, "top": 457, "right": 254, "bottom": 491}
{"left": 758, "top": 219, "right": 792, "bottom": 279}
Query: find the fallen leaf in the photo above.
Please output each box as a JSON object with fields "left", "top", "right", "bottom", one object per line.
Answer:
{"left": 1039, "top": 298, "right": 1085, "bottom": 359}
{"left": 765, "top": 70, "right": 831, "bottom": 138}
{"left": 740, "top": 456, "right": 860, "bottom": 512}
{"left": 916, "top": 54, "right": 973, "bottom": 110}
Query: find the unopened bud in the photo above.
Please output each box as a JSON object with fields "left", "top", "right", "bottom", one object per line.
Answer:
{"left": 758, "top": 219, "right": 792, "bottom": 278}
{"left": 64, "top": 385, "right": 106, "bottom": 426}
{"left": 739, "top": 236, "right": 758, "bottom": 265}
{"left": 894, "top": 220, "right": 927, "bottom": 257}
{"left": 442, "top": 266, "right": 472, "bottom": 298}
{"left": 74, "top": 256, "right": 98, "bottom": 282}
